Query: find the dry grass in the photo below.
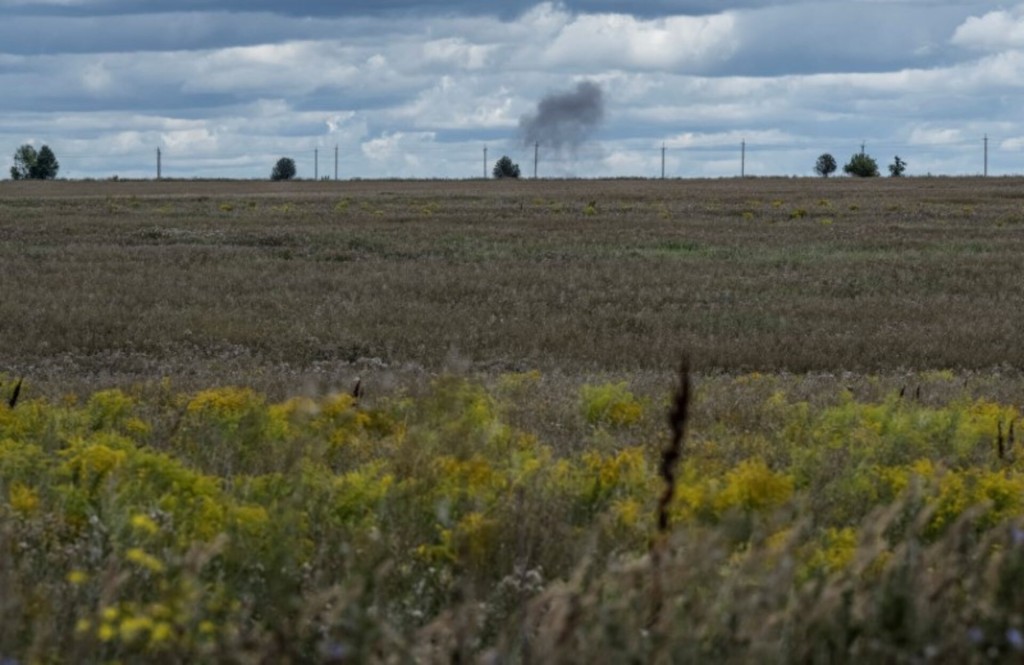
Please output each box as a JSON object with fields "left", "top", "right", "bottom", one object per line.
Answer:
{"left": 2, "top": 177, "right": 1024, "bottom": 400}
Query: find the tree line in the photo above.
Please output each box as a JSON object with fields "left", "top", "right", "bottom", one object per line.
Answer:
{"left": 815, "top": 152, "right": 906, "bottom": 178}
{"left": 5, "top": 146, "right": 911, "bottom": 182}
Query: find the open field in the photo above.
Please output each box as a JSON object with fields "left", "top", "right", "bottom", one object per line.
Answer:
{"left": 2, "top": 177, "right": 1024, "bottom": 398}
{"left": 4, "top": 178, "right": 1024, "bottom": 662}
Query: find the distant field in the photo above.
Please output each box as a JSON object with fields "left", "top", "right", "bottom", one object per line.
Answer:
{"left": 2, "top": 176, "right": 1023, "bottom": 397}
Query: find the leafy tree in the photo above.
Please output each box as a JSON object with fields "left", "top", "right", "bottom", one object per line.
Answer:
{"left": 271, "top": 157, "right": 297, "bottom": 181}
{"left": 889, "top": 155, "right": 907, "bottom": 177}
{"left": 814, "top": 153, "right": 837, "bottom": 178}
{"left": 31, "top": 145, "right": 59, "bottom": 180}
{"left": 843, "top": 152, "right": 880, "bottom": 178}
{"left": 10, "top": 145, "right": 36, "bottom": 180}
{"left": 492, "top": 156, "right": 521, "bottom": 179}
{"left": 10, "top": 144, "right": 58, "bottom": 180}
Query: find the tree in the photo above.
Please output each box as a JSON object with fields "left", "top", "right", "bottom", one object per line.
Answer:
{"left": 492, "top": 156, "right": 521, "bottom": 179}
{"left": 888, "top": 155, "right": 907, "bottom": 177}
{"left": 814, "top": 153, "right": 837, "bottom": 178}
{"left": 31, "top": 145, "right": 59, "bottom": 180}
{"left": 10, "top": 144, "right": 60, "bottom": 180}
{"left": 271, "top": 157, "right": 297, "bottom": 181}
{"left": 843, "top": 152, "right": 880, "bottom": 178}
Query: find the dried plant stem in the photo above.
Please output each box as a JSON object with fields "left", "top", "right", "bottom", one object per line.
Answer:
{"left": 8, "top": 378, "right": 22, "bottom": 409}
{"left": 650, "top": 359, "right": 691, "bottom": 628}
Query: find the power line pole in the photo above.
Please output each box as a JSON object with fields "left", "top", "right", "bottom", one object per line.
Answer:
{"left": 314, "top": 148, "right": 319, "bottom": 180}
{"left": 984, "top": 134, "right": 989, "bottom": 177}
{"left": 334, "top": 145, "right": 339, "bottom": 181}
{"left": 483, "top": 145, "right": 488, "bottom": 179}
{"left": 534, "top": 142, "right": 539, "bottom": 179}
{"left": 661, "top": 143, "right": 666, "bottom": 179}
{"left": 740, "top": 140, "right": 746, "bottom": 178}
{"left": 156, "top": 147, "right": 161, "bottom": 180}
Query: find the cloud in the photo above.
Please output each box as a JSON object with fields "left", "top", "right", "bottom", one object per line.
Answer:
{"left": 952, "top": 6, "right": 1024, "bottom": 51}
{"left": 543, "top": 11, "right": 738, "bottom": 71}
{"left": 4, "top": 1, "right": 1024, "bottom": 179}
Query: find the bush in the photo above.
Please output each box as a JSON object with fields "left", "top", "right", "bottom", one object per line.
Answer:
{"left": 492, "top": 156, "right": 520, "bottom": 179}
{"left": 843, "top": 152, "right": 880, "bottom": 178}
{"left": 270, "top": 157, "right": 296, "bottom": 181}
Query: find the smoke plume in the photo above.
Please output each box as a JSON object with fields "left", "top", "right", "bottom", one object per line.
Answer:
{"left": 519, "top": 81, "right": 604, "bottom": 151}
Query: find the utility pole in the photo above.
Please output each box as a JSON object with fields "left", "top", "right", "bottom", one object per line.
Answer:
{"left": 156, "top": 147, "right": 161, "bottom": 180}
{"left": 661, "top": 143, "right": 666, "bottom": 179}
{"left": 334, "top": 145, "right": 339, "bottom": 180}
{"left": 984, "top": 134, "right": 989, "bottom": 177}
{"left": 860, "top": 142, "right": 865, "bottom": 156}
{"left": 534, "top": 142, "right": 539, "bottom": 179}
{"left": 314, "top": 148, "right": 319, "bottom": 180}
{"left": 483, "top": 145, "right": 488, "bottom": 179}
{"left": 740, "top": 140, "right": 746, "bottom": 178}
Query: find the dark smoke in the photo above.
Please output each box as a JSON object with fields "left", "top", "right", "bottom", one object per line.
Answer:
{"left": 519, "top": 81, "right": 604, "bottom": 151}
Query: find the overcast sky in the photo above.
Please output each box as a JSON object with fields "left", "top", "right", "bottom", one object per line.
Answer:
{"left": 2, "top": 1, "right": 1023, "bottom": 179}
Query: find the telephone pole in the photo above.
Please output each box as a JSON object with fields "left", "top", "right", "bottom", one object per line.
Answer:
{"left": 156, "top": 148, "right": 161, "bottom": 180}
{"left": 534, "top": 142, "right": 539, "bottom": 179}
{"left": 984, "top": 134, "right": 989, "bottom": 177}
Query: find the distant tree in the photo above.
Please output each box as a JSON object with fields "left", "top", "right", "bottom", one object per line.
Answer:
{"left": 10, "top": 144, "right": 58, "bottom": 180}
{"left": 31, "top": 145, "right": 59, "bottom": 180}
{"left": 814, "top": 153, "right": 837, "bottom": 178}
{"left": 10, "top": 145, "right": 36, "bottom": 180}
{"left": 888, "top": 155, "right": 907, "bottom": 177}
{"left": 271, "top": 157, "right": 297, "bottom": 181}
{"left": 843, "top": 152, "right": 880, "bottom": 178}
{"left": 492, "top": 156, "right": 521, "bottom": 179}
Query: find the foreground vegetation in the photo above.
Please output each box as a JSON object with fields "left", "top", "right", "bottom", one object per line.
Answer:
{"left": 3, "top": 178, "right": 1024, "bottom": 661}
{"left": 3, "top": 371, "right": 1024, "bottom": 662}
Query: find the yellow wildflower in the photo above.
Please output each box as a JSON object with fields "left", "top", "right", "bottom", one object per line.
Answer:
{"left": 8, "top": 482, "right": 39, "bottom": 515}
{"left": 130, "top": 513, "right": 160, "bottom": 536}
{"left": 125, "top": 548, "right": 165, "bottom": 574}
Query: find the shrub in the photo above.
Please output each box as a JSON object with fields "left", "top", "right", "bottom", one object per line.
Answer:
{"left": 579, "top": 382, "right": 644, "bottom": 428}
{"left": 844, "top": 152, "right": 880, "bottom": 177}
{"left": 492, "top": 156, "right": 520, "bottom": 179}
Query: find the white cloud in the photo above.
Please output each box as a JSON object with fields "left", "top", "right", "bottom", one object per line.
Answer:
{"left": 665, "top": 129, "right": 798, "bottom": 149}
{"left": 543, "top": 11, "right": 738, "bottom": 71}
{"left": 908, "top": 126, "right": 964, "bottom": 145}
{"left": 391, "top": 76, "right": 517, "bottom": 130}
{"left": 952, "top": 6, "right": 1024, "bottom": 51}
{"left": 421, "top": 38, "right": 495, "bottom": 70}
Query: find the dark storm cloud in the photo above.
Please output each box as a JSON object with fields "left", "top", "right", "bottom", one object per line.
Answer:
{"left": 519, "top": 81, "right": 604, "bottom": 151}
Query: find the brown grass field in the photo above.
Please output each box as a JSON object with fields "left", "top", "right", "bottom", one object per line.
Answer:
{"left": 2, "top": 176, "right": 1023, "bottom": 399}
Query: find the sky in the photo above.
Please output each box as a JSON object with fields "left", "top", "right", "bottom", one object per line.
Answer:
{"left": 2, "top": 1, "right": 1023, "bottom": 179}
